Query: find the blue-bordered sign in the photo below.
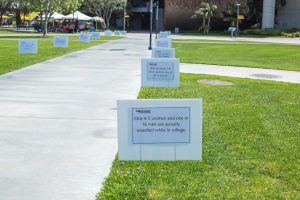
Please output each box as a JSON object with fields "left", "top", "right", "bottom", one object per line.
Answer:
{"left": 141, "top": 58, "right": 180, "bottom": 88}
{"left": 79, "top": 33, "right": 90, "bottom": 43}
{"left": 228, "top": 27, "right": 237, "bottom": 32}
{"left": 53, "top": 36, "right": 69, "bottom": 48}
{"left": 147, "top": 62, "right": 175, "bottom": 81}
{"left": 19, "top": 40, "right": 38, "bottom": 54}
{"left": 91, "top": 32, "right": 100, "bottom": 39}
{"left": 132, "top": 107, "right": 191, "bottom": 144}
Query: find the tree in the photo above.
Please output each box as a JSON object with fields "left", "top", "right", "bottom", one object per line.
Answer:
{"left": 224, "top": 3, "right": 249, "bottom": 28}
{"left": 0, "top": 0, "right": 12, "bottom": 27}
{"left": 29, "top": 0, "right": 58, "bottom": 36}
{"left": 29, "top": 0, "right": 80, "bottom": 36}
{"left": 82, "top": 0, "right": 126, "bottom": 29}
{"left": 191, "top": 3, "right": 206, "bottom": 34}
{"left": 10, "top": 0, "right": 30, "bottom": 29}
{"left": 191, "top": 2, "right": 223, "bottom": 34}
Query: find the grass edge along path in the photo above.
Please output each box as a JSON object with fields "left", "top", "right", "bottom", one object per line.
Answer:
{"left": 98, "top": 73, "right": 300, "bottom": 200}
{"left": 0, "top": 36, "right": 122, "bottom": 75}
{"left": 0, "top": 28, "right": 39, "bottom": 34}
{"left": 174, "top": 40, "right": 300, "bottom": 71}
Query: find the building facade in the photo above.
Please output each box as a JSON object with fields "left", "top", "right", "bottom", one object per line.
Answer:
{"left": 262, "top": 0, "right": 300, "bottom": 29}
{"left": 164, "top": 0, "right": 237, "bottom": 30}
{"left": 278, "top": 0, "right": 300, "bottom": 29}
{"left": 129, "top": 0, "right": 300, "bottom": 31}
{"left": 129, "top": 0, "right": 237, "bottom": 31}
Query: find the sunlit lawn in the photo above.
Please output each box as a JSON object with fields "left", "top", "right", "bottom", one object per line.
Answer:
{"left": 98, "top": 74, "right": 300, "bottom": 199}
{"left": 0, "top": 35, "right": 121, "bottom": 75}
{"left": 174, "top": 40, "right": 300, "bottom": 71}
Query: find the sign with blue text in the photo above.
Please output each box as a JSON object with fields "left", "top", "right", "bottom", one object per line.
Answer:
{"left": 160, "top": 31, "right": 171, "bottom": 36}
{"left": 155, "top": 38, "right": 172, "bottom": 48}
{"left": 53, "top": 36, "right": 69, "bottom": 48}
{"left": 79, "top": 33, "right": 90, "bottom": 43}
{"left": 132, "top": 107, "right": 190, "bottom": 144}
{"left": 158, "top": 32, "right": 169, "bottom": 39}
{"left": 228, "top": 27, "right": 236, "bottom": 32}
{"left": 114, "top": 31, "right": 121, "bottom": 36}
{"left": 152, "top": 47, "right": 175, "bottom": 58}
{"left": 141, "top": 58, "right": 180, "bottom": 87}
{"left": 117, "top": 99, "right": 202, "bottom": 161}
{"left": 91, "top": 32, "right": 100, "bottom": 39}
{"left": 18, "top": 40, "right": 37, "bottom": 54}
{"left": 104, "top": 30, "right": 112, "bottom": 36}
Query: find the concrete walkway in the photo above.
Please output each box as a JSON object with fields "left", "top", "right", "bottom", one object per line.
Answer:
{"left": 0, "top": 38, "right": 150, "bottom": 200}
{"left": 181, "top": 63, "right": 300, "bottom": 84}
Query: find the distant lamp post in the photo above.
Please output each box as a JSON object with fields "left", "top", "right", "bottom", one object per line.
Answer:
{"left": 123, "top": 3, "right": 126, "bottom": 31}
{"left": 77, "top": 9, "right": 79, "bottom": 33}
{"left": 236, "top": 3, "right": 241, "bottom": 37}
{"left": 149, "top": 0, "right": 153, "bottom": 50}
{"left": 155, "top": 0, "right": 159, "bottom": 39}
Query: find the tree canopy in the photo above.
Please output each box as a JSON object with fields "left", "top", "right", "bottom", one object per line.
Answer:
{"left": 82, "top": 0, "right": 126, "bottom": 29}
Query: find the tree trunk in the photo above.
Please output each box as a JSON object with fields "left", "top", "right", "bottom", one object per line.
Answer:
{"left": 16, "top": 11, "right": 21, "bottom": 30}
{"left": 106, "top": 19, "right": 109, "bottom": 30}
{"left": 39, "top": 12, "right": 43, "bottom": 32}
{"left": 207, "top": 16, "right": 211, "bottom": 34}
{"left": 202, "top": 18, "right": 206, "bottom": 34}
{"left": 72, "top": 12, "right": 75, "bottom": 33}
{"left": 43, "top": 2, "right": 50, "bottom": 37}
{"left": 106, "top": 17, "right": 110, "bottom": 30}
{"left": 0, "top": 13, "right": 3, "bottom": 27}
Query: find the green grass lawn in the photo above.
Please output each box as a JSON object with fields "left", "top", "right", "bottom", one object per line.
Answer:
{"left": 174, "top": 40, "right": 300, "bottom": 71}
{"left": 98, "top": 74, "right": 300, "bottom": 199}
{"left": 173, "top": 39, "right": 267, "bottom": 44}
{"left": 0, "top": 36, "right": 121, "bottom": 75}
{"left": 179, "top": 31, "right": 283, "bottom": 38}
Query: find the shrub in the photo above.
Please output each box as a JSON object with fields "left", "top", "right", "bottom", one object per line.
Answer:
{"left": 241, "top": 28, "right": 282, "bottom": 36}
{"left": 282, "top": 32, "right": 300, "bottom": 38}
{"left": 281, "top": 32, "right": 292, "bottom": 37}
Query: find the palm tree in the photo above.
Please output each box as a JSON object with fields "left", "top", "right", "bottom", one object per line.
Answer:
{"left": 206, "top": 4, "right": 223, "bottom": 34}
{"left": 191, "top": 2, "right": 223, "bottom": 34}
{"left": 191, "top": 3, "right": 207, "bottom": 34}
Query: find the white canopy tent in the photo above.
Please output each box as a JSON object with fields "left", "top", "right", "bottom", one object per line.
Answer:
{"left": 92, "top": 16, "right": 104, "bottom": 22}
{"left": 92, "top": 16, "right": 105, "bottom": 30}
{"left": 50, "top": 12, "right": 66, "bottom": 20}
{"left": 64, "top": 11, "right": 91, "bottom": 21}
{"left": 39, "top": 12, "right": 66, "bottom": 27}
{"left": 42, "top": 12, "right": 66, "bottom": 20}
